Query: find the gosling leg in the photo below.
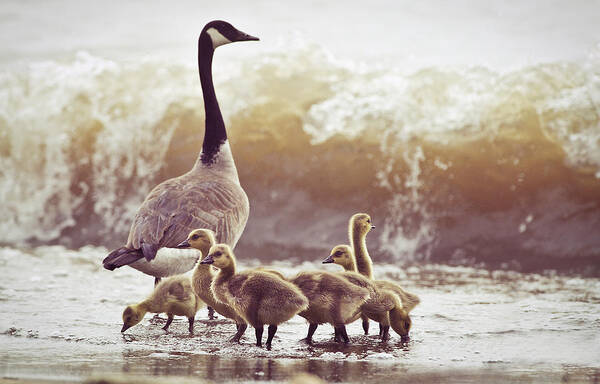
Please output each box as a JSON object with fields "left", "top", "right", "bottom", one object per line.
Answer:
{"left": 207, "top": 306, "right": 216, "bottom": 319}
{"left": 255, "top": 326, "right": 264, "bottom": 347}
{"left": 162, "top": 314, "right": 174, "bottom": 332}
{"left": 340, "top": 325, "right": 350, "bottom": 344}
{"left": 154, "top": 277, "right": 161, "bottom": 287}
{"left": 362, "top": 315, "right": 369, "bottom": 335}
{"left": 188, "top": 317, "right": 194, "bottom": 335}
{"left": 230, "top": 323, "right": 247, "bottom": 342}
{"left": 334, "top": 326, "right": 349, "bottom": 343}
{"left": 302, "top": 323, "right": 318, "bottom": 345}
{"left": 380, "top": 325, "right": 390, "bottom": 342}
{"left": 266, "top": 325, "right": 277, "bottom": 350}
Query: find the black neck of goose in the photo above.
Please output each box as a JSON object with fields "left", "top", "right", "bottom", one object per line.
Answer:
{"left": 198, "top": 33, "right": 227, "bottom": 165}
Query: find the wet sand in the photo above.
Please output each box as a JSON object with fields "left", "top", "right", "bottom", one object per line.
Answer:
{"left": 1, "top": 246, "right": 599, "bottom": 383}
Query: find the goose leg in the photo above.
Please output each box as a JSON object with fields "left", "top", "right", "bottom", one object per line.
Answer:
{"left": 207, "top": 306, "right": 216, "bottom": 319}
{"left": 230, "top": 323, "right": 247, "bottom": 342}
{"left": 150, "top": 277, "right": 163, "bottom": 321}
{"left": 379, "top": 323, "right": 384, "bottom": 338}
{"left": 162, "top": 314, "right": 174, "bottom": 331}
{"left": 302, "top": 323, "right": 318, "bottom": 345}
{"left": 362, "top": 315, "right": 369, "bottom": 335}
{"left": 188, "top": 317, "right": 195, "bottom": 335}
{"left": 255, "top": 326, "right": 263, "bottom": 347}
{"left": 266, "top": 325, "right": 277, "bottom": 350}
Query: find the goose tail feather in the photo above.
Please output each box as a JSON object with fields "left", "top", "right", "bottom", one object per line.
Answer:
{"left": 103, "top": 247, "right": 143, "bottom": 270}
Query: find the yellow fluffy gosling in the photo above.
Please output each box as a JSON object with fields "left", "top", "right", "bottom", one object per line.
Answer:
{"left": 177, "top": 228, "right": 248, "bottom": 341}
{"left": 202, "top": 244, "right": 309, "bottom": 350}
{"left": 121, "top": 275, "right": 203, "bottom": 335}
{"left": 323, "top": 245, "right": 411, "bottom": 341}
{"left": 289, "top": 270, "right": 369, "bottom": 344}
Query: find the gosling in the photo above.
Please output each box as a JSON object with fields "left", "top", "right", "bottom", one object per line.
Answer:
{"left": 202, "top": 244, "right": 309, "bottom": 350}
{"left": 323, "top": 245, "right": 412, "bottom": 341}
{"left": 177, "top": 229, "right": 249, "bottom": 341}
{"left": 289, "top": 270, "right": 369, "bottom": 344}
{"left": 121, "top": 275, "right": 203, "bottom": 335}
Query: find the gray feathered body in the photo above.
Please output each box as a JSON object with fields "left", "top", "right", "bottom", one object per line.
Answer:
{"left": 128, "top": 169, "right": 248, "bottom": 251}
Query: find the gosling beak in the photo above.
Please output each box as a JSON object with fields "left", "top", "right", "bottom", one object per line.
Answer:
{"left": 371, "top": 225, "right": 376, "bottom": 230}
{"left": 200, "top": 255, "right": 214, "bottom": 264}
{"left": 176, "top": 240, "right": 191, "bottom": 249}
{"left": 322, "top": 255, "right": 334, "bottom": 264}
{"left": 121, "top": 324, "right": 131, "bottom": 333}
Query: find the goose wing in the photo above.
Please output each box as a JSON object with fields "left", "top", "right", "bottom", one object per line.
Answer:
{"left": 126, "top": 175, "right": 249, "bottom": 260}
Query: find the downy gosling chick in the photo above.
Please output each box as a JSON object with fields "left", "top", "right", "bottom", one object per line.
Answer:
{"left": 289, "top": 270, "right": 370, "bottom": 344}
{"left": 177, "top": 228, "right": 248, "bottom": 341}
{"left": 349, "top": 213, "right": 375, "bottom": 334}
{"left": 323, "top": 245, "right": 411, "bottom": 341}
{"left": 121, "top": 275, "right": 203, "bottom": 335}
{"left": 202, "top": 244, "right": 309, "bottom": 350}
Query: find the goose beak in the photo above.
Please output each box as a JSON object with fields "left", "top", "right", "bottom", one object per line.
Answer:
{"left": 235, "top": 31, "right": 259, "bottom": 42}
{"left": 322, "top": 255, "right": 334, "bottom": 264}
{"left": 176, "top": 240, "right": 191, "bottom": 249}
{"left": 200, "top": 255, "right": 214, "bottom": 264}
{"left": 121, "top": 324, "right": 131, "bottom": 333}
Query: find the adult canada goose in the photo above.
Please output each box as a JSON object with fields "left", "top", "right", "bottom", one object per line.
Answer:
{"left": 323, "top": 245, "right": 412, "bottom": 341}
{"left": 202, "top": 244, "right": 309, "bottom": 350}
{"left": 103, "top": 21, "right": 257, "bottom": 285}
{"left": 120, "top": 275, "right": 203, "bottom": 335}
{"left": 177, "top": 228, "right": 248, "bottom": 341}
{"left": 289, "top": 270, "right": 369, "bottom": 344}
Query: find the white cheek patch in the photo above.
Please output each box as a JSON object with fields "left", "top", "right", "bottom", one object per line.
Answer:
{"left": 206, "top": 27, "right": 232, "bottom": 48}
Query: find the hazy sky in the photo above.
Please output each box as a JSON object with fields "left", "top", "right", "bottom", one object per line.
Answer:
{"left": 1, "top": 0, "right": 600, "bottom": 69}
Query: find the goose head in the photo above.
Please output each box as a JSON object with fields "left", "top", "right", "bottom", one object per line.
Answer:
{"left": 323, "top": 244, "right": 356, "bottom": 271}
{"left": 202, "top": 20, "right": 259, "bottom": 50}
{"left": 121, "top": 304, "right": 146, "bottom": 333}
{"left": 351, "top": 213, "right": 375, "bottom": 235}
{"left": 177, "top": 228, "right": 216, "bottom": 256}
{"left": 200, "top": 244, "right": 235, "bottom": 270}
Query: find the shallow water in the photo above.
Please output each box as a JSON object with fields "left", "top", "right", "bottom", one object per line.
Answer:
{"left": 1, "top": 246, "right": 599, "bottom": 383}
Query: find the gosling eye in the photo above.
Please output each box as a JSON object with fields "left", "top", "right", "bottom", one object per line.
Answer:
{"left": 334, "top": 251, "right": 342, "bottom": 257}
{"left": 213, "top": 251, "right": 223, "bottom": 257}
{"left": 191, "top": 234, "right": 199, "bottom": 240}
